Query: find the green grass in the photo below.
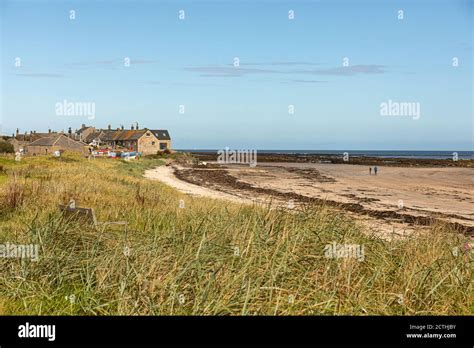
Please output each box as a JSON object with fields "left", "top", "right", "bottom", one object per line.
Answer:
{"left": 0, "top": 153, "right": 472, "bottom": 315}
{"left": 114, "top": 157, "right": 166, "bottom": 177}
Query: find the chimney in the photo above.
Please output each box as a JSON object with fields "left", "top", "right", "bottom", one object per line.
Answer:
{"left": 82, "top": 123, "right": 86, "bottom": 128}
{"left": 131, "top": 124, "right": 134, "bottom": 130}
{"left": 68, "top": 127, "right": 72, "bottom": 135}
{"left": 48, "top": 129, "right": 51, "bottom": 133}
{"left": 136, "top": 123, "right": 139, "bottom": 130}
{"left": 16, "top": 128, "right": 19, "bottom": 136}
{"left": 121, "top": 125, "right": 124, "bottom": 130}
{"left": 108, "top": 124, "right": 111, "bottom": 130}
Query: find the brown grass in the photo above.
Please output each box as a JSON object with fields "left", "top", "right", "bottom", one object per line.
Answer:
{"left": 0, "top": 153, "right": 471, "bottom": 315}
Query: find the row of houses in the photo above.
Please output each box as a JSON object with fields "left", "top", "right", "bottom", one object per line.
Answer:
{"left": 8, "top": 124, "right": 172, "bottom": 156}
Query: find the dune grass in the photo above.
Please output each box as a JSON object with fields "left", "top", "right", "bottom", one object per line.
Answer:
{"left": 0, "top": 153, "right": 472, "bottom": 315}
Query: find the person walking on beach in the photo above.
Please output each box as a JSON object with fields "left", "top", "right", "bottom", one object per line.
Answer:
{"left": 374, "top": 166, "right": 378, "bottom": 175}
{"left": 369, "top": 167, "right": 372, "bottom": 175}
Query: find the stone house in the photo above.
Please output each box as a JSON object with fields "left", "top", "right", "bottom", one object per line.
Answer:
{"left": 8, "top": 130, "right": 56, "bottom": 152}
{"left": 26, "top": 134, "right": 88, "bottom": 156}
{"left": 100, "top": 129, "right": 161, "bottom": 155}
{"left": 75, "top": 124, "right": 96, "bottom": 142}
{"left": 150, "top": 130, "right": 171, "bottom": 150}
{"left": 85, "top": 127, "right": 172, "bottom": 155}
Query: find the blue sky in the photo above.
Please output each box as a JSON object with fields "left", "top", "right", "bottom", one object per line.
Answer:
{"left": 1, "top": 0, "right": 472, "bottom": 150}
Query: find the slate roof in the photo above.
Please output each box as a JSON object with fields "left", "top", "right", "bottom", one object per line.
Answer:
{"left": 15, "top": 133, "right": 54, "bottom": 142}
{"left": 28, "top": 136, "right": 61, "bottom": 146}
{"left": 28, "top": 134, "right": 86, "bottom": 147}
{"left": 150, "top": 129, "right": 171, "bottom": 140}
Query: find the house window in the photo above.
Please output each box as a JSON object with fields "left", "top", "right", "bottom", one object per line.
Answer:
{"left": 146, "top": 132, "right": 150, "bottom": 136}
{"left": 160, "top": 143, "right": 167, "bottom": 150}
{"left": 152, "top": 141, "right": 155, "bottom": 145}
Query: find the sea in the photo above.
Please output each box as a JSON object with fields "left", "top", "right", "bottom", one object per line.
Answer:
{"left": 180, "top": 150, "right": 474, "bottom": 160}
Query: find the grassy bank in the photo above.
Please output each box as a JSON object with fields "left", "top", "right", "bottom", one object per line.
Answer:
{"left": 0, "top": 153, "right": 472, "bottom": 315}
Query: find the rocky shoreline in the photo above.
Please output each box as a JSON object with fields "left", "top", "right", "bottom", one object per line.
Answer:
{"left": 189, "top": 151, "right": 473, "bottom": 168}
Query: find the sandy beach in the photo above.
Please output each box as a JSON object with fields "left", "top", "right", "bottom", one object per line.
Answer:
{"left": 145, "top": 160, "right": 474, "bottom": 238}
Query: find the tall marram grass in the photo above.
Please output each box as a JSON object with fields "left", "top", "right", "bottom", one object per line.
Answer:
{"left": 0, "top": 153, "right": 472, "bottom": 315}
